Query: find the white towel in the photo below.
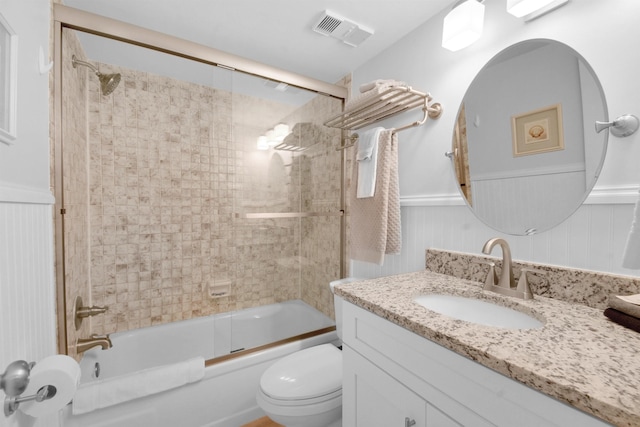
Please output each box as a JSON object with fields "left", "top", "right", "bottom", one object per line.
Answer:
{"left": 72, "top": 357, "right": 205, "bottom": 415}
{"left": 346, "top": 81, "right": 408, "bottom": 113}
{"left": 350, "top": 129, "right": 401, "bottom": 265}
{"left": 357, "top": 127, "right": 384, "bottom": 198}
{"left": 359, "top": 79, "right": 406, "bottom": 93}
{"left": 623, "top": 189, "right": 640, "bottom": 269}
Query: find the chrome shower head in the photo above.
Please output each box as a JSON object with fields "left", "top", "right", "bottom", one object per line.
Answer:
{"left": 72, "top": 55, "right": 121, "bottom": 96}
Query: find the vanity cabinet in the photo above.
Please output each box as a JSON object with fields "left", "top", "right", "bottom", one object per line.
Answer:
{"left": 341, "top": 301, "right": 611, "bottom": 427}
{"left": 345, "top": 346, "right": 465, "bottom": 427}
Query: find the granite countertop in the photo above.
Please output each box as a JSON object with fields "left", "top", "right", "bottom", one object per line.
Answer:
{"left": 335, "top": 270, "right": 640, "bottom": 427}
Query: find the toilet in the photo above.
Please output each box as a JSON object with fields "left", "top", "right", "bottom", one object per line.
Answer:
{"left": 256, "top": 278, "right": 361, "bottom": 427}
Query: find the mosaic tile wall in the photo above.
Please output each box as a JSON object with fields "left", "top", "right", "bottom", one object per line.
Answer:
{"left": 61, "top": 29, "right": 92, "bottom": 358}
{"left": 58, "top": 49, "right": 344, "bottom": 337}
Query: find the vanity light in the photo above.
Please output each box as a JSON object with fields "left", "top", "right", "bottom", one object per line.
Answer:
{"left": 507, "top": 0, "right": 569, "bottom": 21}
{"left": 256, "top": 135, "right": 269, "bottom": 150}
{"left": 442, "top": 0, "right": 485, "bottom": 52}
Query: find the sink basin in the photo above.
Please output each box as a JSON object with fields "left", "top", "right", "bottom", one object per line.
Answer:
{"left": 413, "top": 294, "right": 543, "bottom": 329}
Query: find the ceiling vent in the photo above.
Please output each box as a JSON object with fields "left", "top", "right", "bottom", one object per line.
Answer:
{"left": 312, "top": 11, "right": 374, "bottom": 47}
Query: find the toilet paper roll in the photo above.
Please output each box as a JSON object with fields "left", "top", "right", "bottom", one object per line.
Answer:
{"left": 19, "top": 355, "right": 81, "bottom": 417}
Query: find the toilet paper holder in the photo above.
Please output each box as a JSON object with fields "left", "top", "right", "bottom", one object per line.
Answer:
{"left": 0, "top": 360, "right": 55, "bottom": 416}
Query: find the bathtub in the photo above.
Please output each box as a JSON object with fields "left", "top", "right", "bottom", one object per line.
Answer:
{"left": 61, "top": 300, "right": 338, "bottom": 427}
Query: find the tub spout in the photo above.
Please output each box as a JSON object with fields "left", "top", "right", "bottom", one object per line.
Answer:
{"left": 77, "top": 334, "right": 112, "bottom": 354}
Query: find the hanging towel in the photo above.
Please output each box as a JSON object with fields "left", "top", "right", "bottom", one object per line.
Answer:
{"left": 359, "top": 79, "right": 406, "bottom": 93}
{"left": 356, "top": 127, "right": 384, "bottom": 198}
{"left": 622, "top": 189, "right": 640, "bottom": 269}
{"left": 346, "top": 81, "right": 407, "bottom": 112}
{"left": 350, "top": 129, "right": 401, "bottom": 265}
{"left": 72, "top": 357, "right": 205, "bottom": 415}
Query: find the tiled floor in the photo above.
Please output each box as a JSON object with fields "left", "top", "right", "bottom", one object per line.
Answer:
{"left": 241, "top": 416, "right": 284, "bottom": 427}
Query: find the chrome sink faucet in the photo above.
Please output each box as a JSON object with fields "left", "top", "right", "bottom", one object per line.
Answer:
{"left": 76, "top": 334, "right": 112, "bottom": 354}
{"left": 480, "top": 238, "right": 538, "bottom": 300}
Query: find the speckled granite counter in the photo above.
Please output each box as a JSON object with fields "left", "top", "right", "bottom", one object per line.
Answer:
{"left": 335, "top": 270, "right": 640, "bottom": 427}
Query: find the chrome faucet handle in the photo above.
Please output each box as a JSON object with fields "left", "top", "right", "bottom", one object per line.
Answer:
{"left": 516, "top": 268, "right": 546, "bottom": 300}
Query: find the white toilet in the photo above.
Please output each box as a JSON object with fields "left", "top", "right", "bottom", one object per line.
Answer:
{"left": 256, "top": 278, "right": 360, "bottom": 427}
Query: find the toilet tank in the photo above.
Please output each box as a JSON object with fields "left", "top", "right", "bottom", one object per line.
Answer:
{"left": 329, "top": 278, "right": 364, "bottom": 341}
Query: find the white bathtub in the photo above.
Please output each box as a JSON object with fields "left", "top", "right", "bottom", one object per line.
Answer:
{"left": 61, "top": 300, "right": 338, "bottom": 427}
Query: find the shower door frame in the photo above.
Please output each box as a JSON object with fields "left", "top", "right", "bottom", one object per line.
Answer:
{"left": 52, "top": 4, "right": 349, "bottom": 355}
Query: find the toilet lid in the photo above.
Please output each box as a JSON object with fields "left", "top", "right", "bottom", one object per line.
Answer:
{"left": 260, "top": 344, "right": 342, "bottom": 401}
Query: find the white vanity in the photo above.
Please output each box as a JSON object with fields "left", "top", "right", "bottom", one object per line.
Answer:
{"left": 337, "top": 270, "right": 640, "bottom": 427}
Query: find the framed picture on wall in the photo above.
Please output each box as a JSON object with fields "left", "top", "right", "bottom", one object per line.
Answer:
{"left": 511, "top": 104, "right": 564, "bottom": 157}
{"left": 0, "top": 12, "right": 17, "bottom": 145}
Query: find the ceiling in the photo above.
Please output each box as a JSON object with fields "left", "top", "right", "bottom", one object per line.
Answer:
{"left": 63, "top": 0, "right": 454, "bottom": 85}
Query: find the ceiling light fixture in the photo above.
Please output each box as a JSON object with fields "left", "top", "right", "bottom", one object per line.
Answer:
{"left": 257, "top": 136, "right": 269, "bottom": 150}
{"left": 507, "top": 0, "right": 569, "bottom": 20}
{"left": 273, "top": 123, "right": 290, "bottom": 142}
{"left": 442, "top": 0, "right": 485, "bottom": 52}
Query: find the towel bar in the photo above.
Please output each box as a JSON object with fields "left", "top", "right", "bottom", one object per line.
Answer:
{"left": 326, "top": 84, "right": 442, "bottom": 151}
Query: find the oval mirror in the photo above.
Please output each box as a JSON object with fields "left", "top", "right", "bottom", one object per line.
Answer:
{"left": 451, "top": 39, "right": 608, "bottom": 235}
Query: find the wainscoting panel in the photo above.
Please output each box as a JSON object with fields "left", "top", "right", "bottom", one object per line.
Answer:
{"left": 351, "top": 203, "right": 639, "bottom": 280}
{"left": 0, "top": 202, "right": 57, "bottom": 389}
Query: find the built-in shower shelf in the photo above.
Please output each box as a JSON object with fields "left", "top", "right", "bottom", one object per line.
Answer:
{"left": 235, "top": 211, "right": 344, "bottom": 219}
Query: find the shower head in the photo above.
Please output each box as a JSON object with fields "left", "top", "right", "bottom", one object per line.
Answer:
{"left": 71, "top": 55, "right": 121, "bottom": 96}
{"left": 97, "top": 73, "right": 121, "bottom": 96}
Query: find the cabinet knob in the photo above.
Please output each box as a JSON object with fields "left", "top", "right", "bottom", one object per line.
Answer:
{"left": 405, "top": 417, "right": 416, "bottom": 427}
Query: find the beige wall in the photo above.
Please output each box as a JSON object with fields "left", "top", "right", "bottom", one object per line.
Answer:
{"left": 61, "top": 28, "right": 92, "bottom": 357}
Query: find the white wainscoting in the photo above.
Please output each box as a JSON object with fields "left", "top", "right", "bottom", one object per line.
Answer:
{"left": 351, "top": 202, "right": 640, "bottom": 280}
{"left": 0, "top": 199, "right": 58, "bottom": 427}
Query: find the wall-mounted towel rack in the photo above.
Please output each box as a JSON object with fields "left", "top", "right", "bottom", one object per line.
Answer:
{"left": 324, "top": 85, "right": 442, "bottom": 150}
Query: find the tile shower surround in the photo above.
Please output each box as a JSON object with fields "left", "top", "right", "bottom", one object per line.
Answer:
{"left": 60, "top": 30, "right": 343, "bottom": 353}
{"left": 61, "top": 30, "right": 92, "bottom": 356}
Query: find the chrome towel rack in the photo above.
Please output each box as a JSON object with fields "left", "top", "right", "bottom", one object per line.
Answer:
{"left": 324, "top": 85, "right": 442, "bottom": 150}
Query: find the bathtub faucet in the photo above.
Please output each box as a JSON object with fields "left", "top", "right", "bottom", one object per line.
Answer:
{"left": 77, "top": 334, "right": 112, "bottom": 354}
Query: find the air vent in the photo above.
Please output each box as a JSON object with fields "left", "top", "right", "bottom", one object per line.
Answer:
{"left": 315, "top": 14, "right": 343, "bottom": 36}
{"left": 312, "top": 11, "right": 374, "bottom": 47}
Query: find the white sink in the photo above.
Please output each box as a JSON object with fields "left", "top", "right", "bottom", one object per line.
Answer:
{"left": 413, "top": 294, "right": 543, "bottom": 329}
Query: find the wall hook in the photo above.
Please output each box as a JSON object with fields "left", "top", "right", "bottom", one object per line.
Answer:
{"left": 595, "top": 114, "right": 639, "bottom": 137}
{"left": 38, "top": 46, "right": 53, "bottom": 75}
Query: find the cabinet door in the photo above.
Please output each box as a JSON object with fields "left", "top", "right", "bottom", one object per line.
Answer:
{"left": 426, "top": 403, "right": 462, "bottom": 427}
{"left": 343, "top": 345, "right": 426, "bottom": 427}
